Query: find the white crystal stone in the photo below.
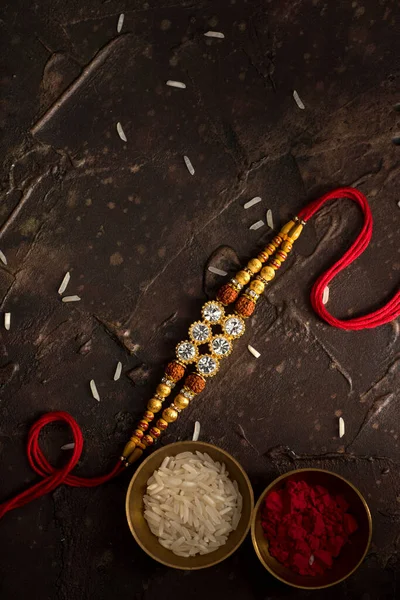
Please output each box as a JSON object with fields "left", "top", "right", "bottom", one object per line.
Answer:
{"left": 190, "top": 322, "right": 211, "bottom": 342}
{"left": 176, "top": 342, "right": 196, "bottom": 361}
{"left": 197, "top": 355, "right": 217, "bottom": 375}
{"left": 202, "top": 302, "right": 223, "bottom": 323}
{"left": 211, "top": 336, "right": 231, "bottom": 356}
{"left": 224, "top": 316, "right": 245, "bottom": 338}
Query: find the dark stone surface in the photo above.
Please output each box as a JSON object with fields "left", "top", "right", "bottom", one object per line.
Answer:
{"left": 0, "top": 1, "right": 399, "bottom": 599}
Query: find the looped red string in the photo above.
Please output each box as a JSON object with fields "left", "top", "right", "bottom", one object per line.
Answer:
{"left": 0, "top": 411, "right": 123, "bottom": 520}
{"left": 298, "top": 187, "right": 400, "bottom": 330}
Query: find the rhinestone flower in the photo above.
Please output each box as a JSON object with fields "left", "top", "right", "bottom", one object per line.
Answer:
{"left": 197, "top": 355, "right": 219, "bottom": 377}
{"left": 210, "top": 336, "right": 232, "bottom": 357}
{"left": 161, "top": 377, "right": 175, "bottom": 388}
{"left": 176, "top": 341, "right": 197, "bottom": 363}
{"left": 182, "top": 388, "right": 195, "bottom": 400}
{"left": 223, "top": 316, "right": 245, "bottom": 339}
{"left": 201, "top": 301, "right": 224, "bottom": 324}
{"left": 189, "top": 321, "right": 212, "bottom": 344}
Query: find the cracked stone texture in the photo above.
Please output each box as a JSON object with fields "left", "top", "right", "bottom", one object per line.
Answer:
{"left": 0, "top": 0, "right": 399, "bottom": 598}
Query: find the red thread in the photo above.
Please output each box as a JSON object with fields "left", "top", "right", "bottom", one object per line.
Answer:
{"left": 298, "top": 187, "right": 400, "bottom": 330}
{"left": 0, "top": 412, "right": 123, "bottom": 520}
{"left": 1, "top": 187, "right": 398, "bottom": 521}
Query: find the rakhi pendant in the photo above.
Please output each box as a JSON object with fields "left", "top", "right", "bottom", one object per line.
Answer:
{"left": 121, "top": 217, "right": 305, "bottom": 465}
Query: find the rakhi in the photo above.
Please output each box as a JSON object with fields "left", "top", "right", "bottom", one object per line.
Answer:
{"left": 1, "top": 187, "right": 399, "bottom": 520}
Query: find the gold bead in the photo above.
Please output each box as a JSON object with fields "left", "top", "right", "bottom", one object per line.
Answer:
{"left": 272, "top": 236, "right": 283, "bottom": 246}
{"left": 174, "top": 394, "right": 190, "bottom": 410}
{"left": 287, "top": 222, "right": 303, "bottom": 241}
{"left": 157, "top": 418, "right": 168, "bottom": 430}
{"left": 279, "top": 220, "right": 295, "bottom": 239}
{"left": 247, "top": 258, "right": 262, "bottom": 274}
{"left": 249, "top": 280, "right": 265, "bottom": 294}
{"left": 236, "top": 270, "right": 251, "bottom": 285}
{"left": 147, "top": 398, "right": 163, "bottom": 412}
{"left": 281, "top": 241, "right": 292, "bottom": 253}
{"left": 162, "top": 407, "right": 179, "bottom": 423}
{"left": 129, "top": 436, "right": 141, "bottom": 445}
{"left": 156, "top": 383, "right": 171, "bottom": 398}
{"left": 260, "top": 266, "right": 276, "bottom": 281}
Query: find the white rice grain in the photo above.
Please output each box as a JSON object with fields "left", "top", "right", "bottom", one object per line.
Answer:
{"left": 166, "top": 80, "right": 186, "bottom": 89}
{"left": 204, "top": 31, "right": 225, "bottom": 39}
{"left": 117, "top": 122, "right": 127, "bottom": 142}
{"left": 339, "top": 416, "right": 345, "bottom": 438}
{"left": 266, "top": 209, "right": 274, "bottom": 229}
{"left": 0, "top": 250, "right": 7, "bottom": 265}
{"left": 208, "top": 266, "right": 227, "bottom": 276}
{"left": 117, "top": 13, "right": 124, "bottom": 33}
{"left": 113, "top": 361, "right": 122, "bottom": 381}
{"left": 4, "top": 313, "right": 11, "bottom": 330}
{"left": 61, "top": 443, "right": 75, "bottom": 451}
{"left": 192, "top": 421, "right": 201, "bottom": 441}
{"left": 90, "top": 379, "right": 100, "bottom": 401}
{"left": 309, "top": 554, "right": 315, "bottom": 565}
{"left": 62, "top": 295, "right": 81, "bottom": 302}
{"left": 58, "top": 271, "right": 70, "bottom": 295}
{"left": 249, "top": 220, "right": 264, "bottom": 231}
{"left": 183, "top": 155, "right": 195, "bottom": 175}
{"left": 322, "top": 286, "right": 330, "bottom": 305}
{"left": 244, "top": 196, "right": 261, "bottom": 209}
{"left": 247, "top": 344, "right": 261, "bottom": 358}
{"left": 293, "top": 90, "right": 305, "bottom": 110}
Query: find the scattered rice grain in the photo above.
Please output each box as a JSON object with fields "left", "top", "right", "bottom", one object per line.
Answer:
{"left": 183, "top": 155, "right": 195, "bottom": 175}
{"left": 117, "top": 13, "right": 124, "bottom": 33}
{"left": 244, "top": 196, "right": 261, "bottom": 209}
{"left": 293, "top": 90, "right": 305, "bottom": 110}
{"left": 58, "top": 271, "right": 70, "bottom": 295}
{"left": 62, "top": 295, "right": 81, "bottom": 302}
{"left": 90, "top": 379, "right": 100, "bottom": 401}
{"left": 4, "top": 313, "right": 11, "bottom": 330}
{"left": 322, "top": 286, "right": 330, "bottom": 305}
{"left": 113, "top": 361, "right": 122, "bottom": 381}
{"left": 208, "top": 266, "right": 227, "bottom": 276}
{"left": 0, "top": 250, "right": 7, "bottom": 265}
{"left": 192, "top": 420, "right": 201, "bottom": 441}
{"left": 247, "top": 344, "right": 261, "bottom": 358}
{"left": 249, "top": 220, "right": 264, "bottom": 231}
{"left": 266, "top": 209, "right": 274, "bottom": 229}
{"left": 61, "top": 443, "right": 75, "bottom": 451}
{"left": 166, "top": 80, "right": 186, "bottom": 89}
{"left": 309, "top": 554, "right": 315, "bottom": 565}
{"left": 204, "top": 31, "right": 225, "bottom": 39}
{"left": 117, "top": 122, "right": 127, "bottom": 142}
{"left": 339, "top": 416, "right": 345, "bottom": 438}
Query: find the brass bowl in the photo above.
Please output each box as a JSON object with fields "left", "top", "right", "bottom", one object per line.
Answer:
{"left": 251, "top": 468, "right": 372, "bottom": 589}
{"left": 126, "top": 441, "right": 254, "bottom": 570}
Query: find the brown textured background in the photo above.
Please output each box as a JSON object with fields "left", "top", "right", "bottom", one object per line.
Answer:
{"left": 0, "top": 1, "right": 399, "bottom": 598}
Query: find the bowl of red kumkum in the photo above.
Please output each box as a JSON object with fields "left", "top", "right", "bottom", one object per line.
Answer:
{"left": 251, "top": 469, "right": 372, "bottom": 589}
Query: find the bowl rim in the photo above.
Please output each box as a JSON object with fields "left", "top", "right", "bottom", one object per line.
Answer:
{"left": 126, "top": 440, "right": 255, "bottom": 570}
{"left": 251, "top": 467, "right": 373, "bottom": 590}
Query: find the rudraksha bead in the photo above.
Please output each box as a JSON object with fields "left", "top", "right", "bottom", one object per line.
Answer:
{"left": 235, "top": 296, "right": 256, "bottom": 318}
{"left": 185, "top": 373, "right": 206, "bottom": 394}
{"left": 217, "top": 284, "right": 239, "bottom": 305}
{"left": 165, "top": 361, "right": 186, "bottom": 381}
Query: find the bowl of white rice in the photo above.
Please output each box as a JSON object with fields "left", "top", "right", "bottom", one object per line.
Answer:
{"left": 126, "top": 441, "right": 254, "bottom": 569}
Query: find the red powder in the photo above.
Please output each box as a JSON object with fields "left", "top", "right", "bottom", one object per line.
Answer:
{"left": 261, "top": 480, "right": 358, "bottom": 576}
